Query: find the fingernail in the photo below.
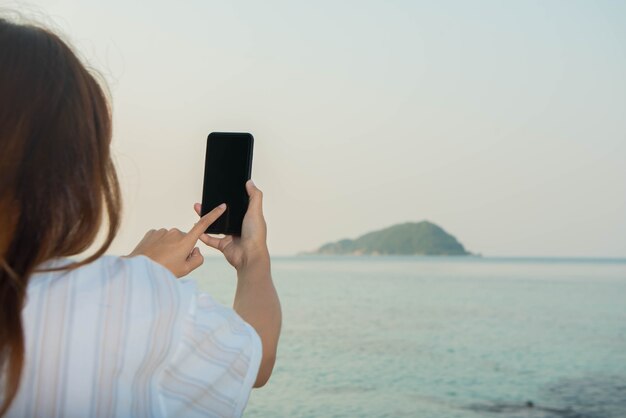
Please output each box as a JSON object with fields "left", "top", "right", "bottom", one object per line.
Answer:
{"left": 219, "top": 203, "right": 226, "bottom": 209}
{"left": 249, "top": 179, "right": 255, "bottom": 187}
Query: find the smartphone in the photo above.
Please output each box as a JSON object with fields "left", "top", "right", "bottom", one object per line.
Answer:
{"left": 201, "top": 132, "right": 254, "bottom": 235}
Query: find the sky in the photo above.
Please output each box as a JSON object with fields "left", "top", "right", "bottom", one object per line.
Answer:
{"left": 4, "top": 0, "right": 626, "bottom": 257}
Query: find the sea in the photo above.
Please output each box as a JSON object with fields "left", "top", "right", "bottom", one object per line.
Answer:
{"left": 193, "top": 256, "right": 626, "bottom": 418}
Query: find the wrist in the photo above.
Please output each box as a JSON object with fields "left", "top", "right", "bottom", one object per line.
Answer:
{"left": 237, "top": 246, "right": 271, "bottom": 277}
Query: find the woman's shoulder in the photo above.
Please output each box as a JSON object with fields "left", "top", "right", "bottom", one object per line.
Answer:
{"left": 28, "top": 255, "right": 196, "bottom": 325}
{"left": 34, "top": 254, "right": 184, "bottom": 290}
{"left": 36, "top": 255, "right": 256, "bottom": 338}
{"left": 29, "top": 253, "right": 260, "bottom": 363}
{"left": 30, "top": 253, "right": 259, "bottom": 352}
{"left": 33, "top": 255, "right": 248, "bottom": 327}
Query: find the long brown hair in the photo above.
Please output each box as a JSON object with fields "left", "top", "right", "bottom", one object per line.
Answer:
{"left": 0, "top": 17, "right": 122, "bottom": 414}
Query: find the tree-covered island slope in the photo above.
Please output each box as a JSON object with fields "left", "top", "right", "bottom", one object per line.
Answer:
{"left": 307, "top": 221, "right": 472, "bottom": 256}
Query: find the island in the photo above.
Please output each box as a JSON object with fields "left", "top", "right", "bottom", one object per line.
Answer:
{"left": 307, "top": 221, "right": 471, "bottom": 256}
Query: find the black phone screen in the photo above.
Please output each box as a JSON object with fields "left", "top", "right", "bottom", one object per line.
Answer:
{"left": 201, "top": 132, "right": 254, "bottom": 235}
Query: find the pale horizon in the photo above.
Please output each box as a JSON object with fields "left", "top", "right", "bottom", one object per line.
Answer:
{"left": 7, "top": 0, "right": 626, "bottom": 258}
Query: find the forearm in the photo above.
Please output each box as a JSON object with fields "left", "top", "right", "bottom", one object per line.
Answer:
{"left": 233, "top": 250, "right": 282, "bottom": 387}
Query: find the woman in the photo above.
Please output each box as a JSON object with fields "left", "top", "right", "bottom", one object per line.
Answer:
{"left": 0, "top": 16, "right": 281, "bottom": 417}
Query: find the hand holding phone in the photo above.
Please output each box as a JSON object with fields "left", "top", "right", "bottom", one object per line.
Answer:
{"left": 194, "top": 179, "right": 269, "bottom": 270}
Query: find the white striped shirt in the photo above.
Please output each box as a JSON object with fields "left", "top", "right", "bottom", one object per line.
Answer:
{"left": 6, "top": 255, "right": 262, "bottom": 418}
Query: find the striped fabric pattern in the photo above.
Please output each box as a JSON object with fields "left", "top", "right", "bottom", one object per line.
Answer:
{"left": 6, "top": 255, "right": 262, "bottom": 418}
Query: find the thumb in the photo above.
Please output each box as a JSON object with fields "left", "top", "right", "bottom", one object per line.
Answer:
{"left": 246, "top": 179, "right": 263, "bottom": 212}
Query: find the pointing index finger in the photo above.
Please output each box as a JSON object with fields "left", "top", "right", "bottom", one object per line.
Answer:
{"left": 187, "top": 203, "right": 226, "bottom": 242}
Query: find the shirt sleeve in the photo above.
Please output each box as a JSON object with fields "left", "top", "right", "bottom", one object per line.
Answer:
{"left": 157, "top": 282, "right": 262, "bottom": 418}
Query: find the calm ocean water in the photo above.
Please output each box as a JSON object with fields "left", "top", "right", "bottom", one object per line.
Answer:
{"left": 194, "top": 256, "right": 626, "bottom": 418}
